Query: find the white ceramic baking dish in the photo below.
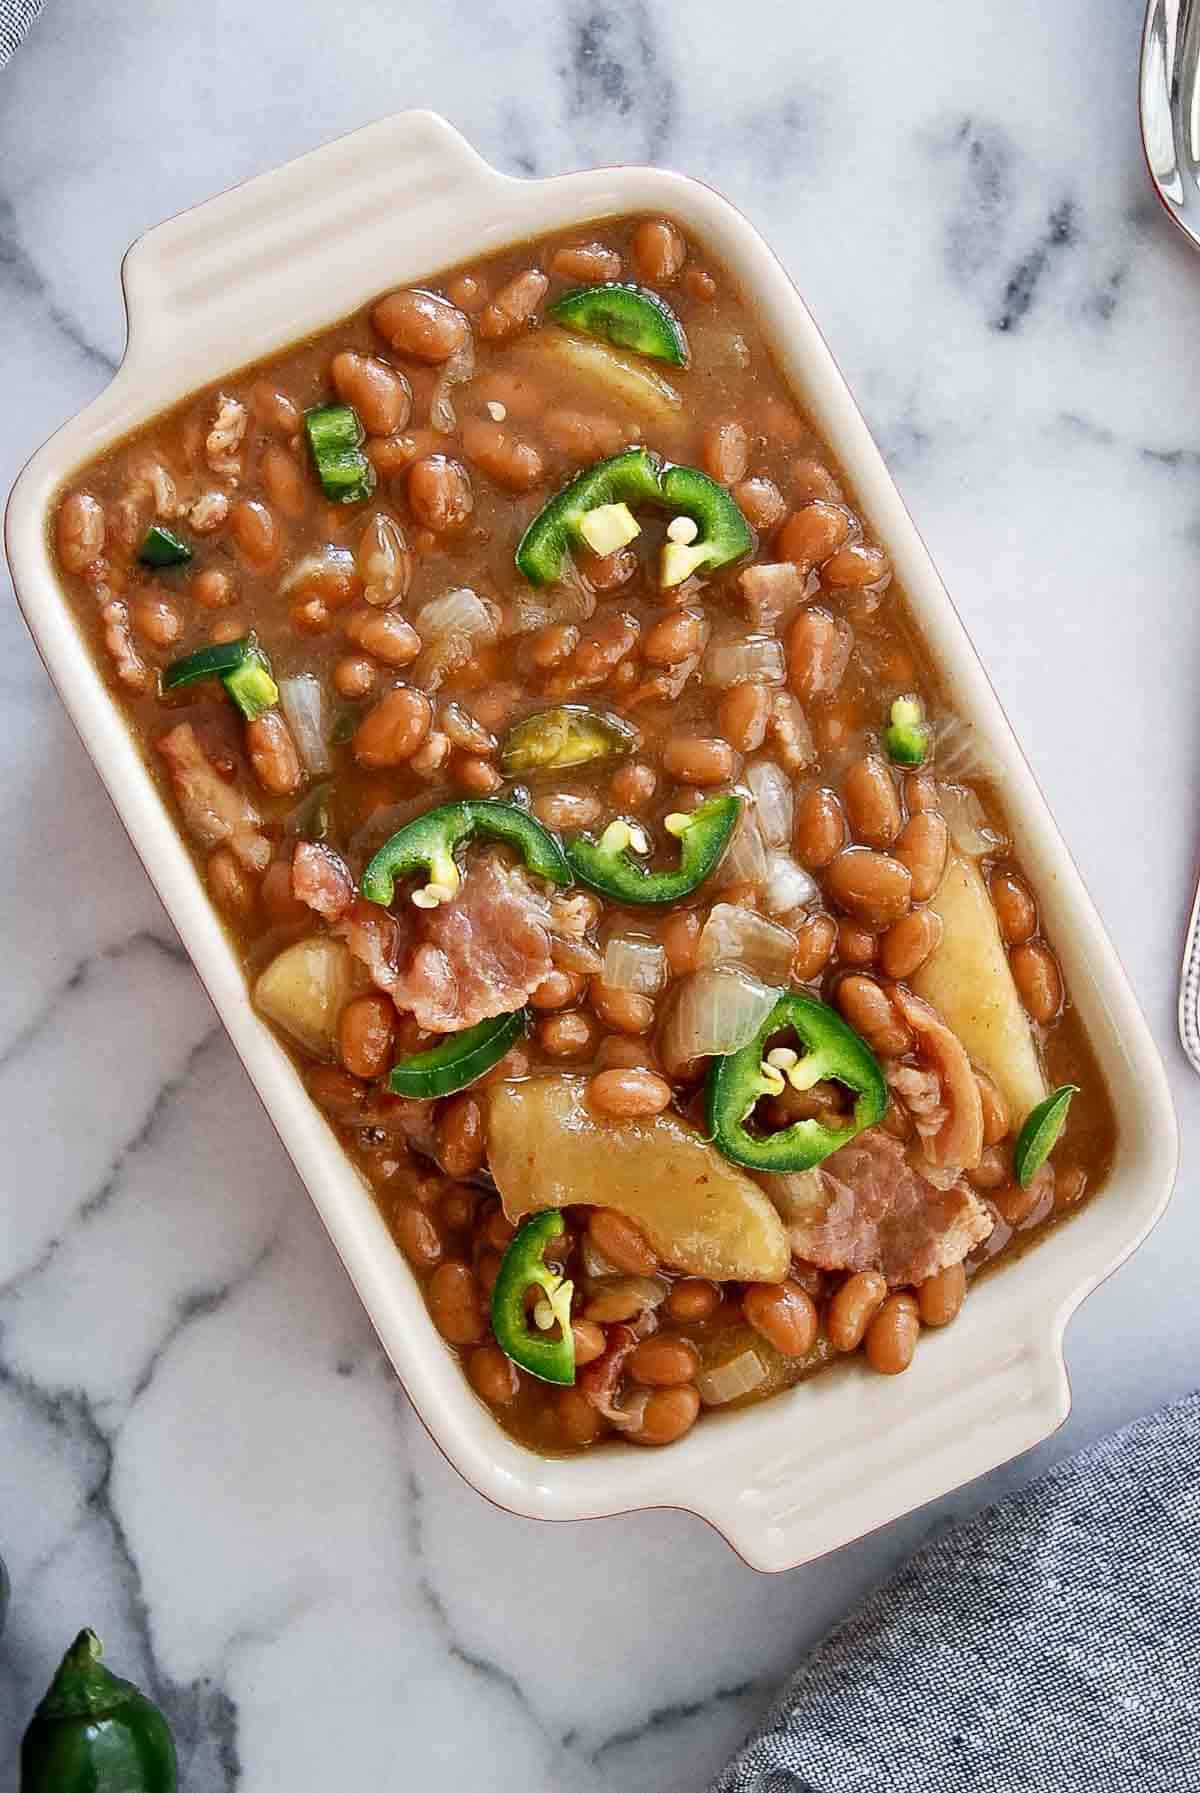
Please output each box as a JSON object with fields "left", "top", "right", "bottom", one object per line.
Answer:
{"left": 5, "top": 110, "right": 1177, "bottom": 1572}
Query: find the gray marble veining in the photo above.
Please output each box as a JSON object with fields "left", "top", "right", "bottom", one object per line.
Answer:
{"left": 1, "top": 2, "right": 1198, "bottom": 1788}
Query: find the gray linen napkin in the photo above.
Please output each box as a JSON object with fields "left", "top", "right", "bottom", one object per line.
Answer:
{"left": 712, "top": 1393, "right": 1200, "bottom": 1793}
{"left": 0, "top": 0, "right": 43, "bottom": 70}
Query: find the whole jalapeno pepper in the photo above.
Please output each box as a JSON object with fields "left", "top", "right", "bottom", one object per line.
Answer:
{"left": 20, "top": 1628, "right": 178, "bottom": 1793}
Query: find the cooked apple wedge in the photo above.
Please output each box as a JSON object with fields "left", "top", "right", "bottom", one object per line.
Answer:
{"left": 486, "top": 1075, "right": 789, "bottom": 1282}
{"left": 911, "top": 851, "right": 1047, "bottom": 1123}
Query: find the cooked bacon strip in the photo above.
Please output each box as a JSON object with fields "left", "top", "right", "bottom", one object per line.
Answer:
{"left": 206, "top": 394, "right": 248, "bottom": 481}
{"left": 389, "top": 855, "right": 556, "bottom": 1033}
{"left": 579, "top": 1312, "right": 657, "bottom": 1430}
{"left": 292, "top": 841, "right": 355, "bottom": 922}
{"left": 889, "top": 985, "right": 984, "bottom": 1171}
{"left": 156, "top": 722, "right": 270, "bottom": 871}
{"left": 775, "top": 1128, "right": 992, "bottom": 1286}
{"left": 337, "top": 898, "right": 405, "bottom": 994}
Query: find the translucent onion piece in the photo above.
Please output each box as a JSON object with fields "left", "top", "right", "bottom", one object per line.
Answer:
{"left": 587, "top": 1274, "right": 669, "bottom": 1313}
{"left": 278, "top": 674, "right": 332, "bottom": 775}
{"left": 581, "top": 1237, "right": 620, "bottom": 1280}
{"left": 937, "top": 782, "right": 1008, "bottom": 858}
{"left": 429, "top": 337, "right": 475, "bottom": 434}
{"left": 551, "top": 936, "right": 605, "bottom": 976}
{"left": 930, "top": 716, "right": 1002, "bottom": 785}
{"left": 411, "top": 587, "right": 499, "bottom": 691}
{"left": 603, "top": 933, "right": 667, "bottom": 995}
{"left": 716, "top": 807, "right": 768, "bottom": 891}
{"left": 746, "top": 759, "right": 794, "bottom": 848}
{"left": 697, "top": 1348, "right": 768, "bottom": 1406}
{"left": 762, "top": 850, "right": 818, "bottom": 918}
{"left": 703, "top": 634, "right": 786, "bottom": 689}
{"left": 769, "top": 691, "right": 817, "bottom": 773}
{"left": 738, "top": 561, "right": 807, "bottom": 631}
{"left": 698, "top": 903, "right": 797, "bottom": 983}
{"left": 659, "top": 967, "right": 777, "bottom": 1067}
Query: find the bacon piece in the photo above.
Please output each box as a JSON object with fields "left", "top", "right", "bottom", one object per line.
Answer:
{"left": 889, "top": 985, "right": 984, "bottom": 1171}
{"left": 774, "top": 1128, "right": 992, "bottom": 1286}
{"left": 389, "top": 855, "right": 556, "bottom": 1033}
{"left": 579, "top": 1312, "right": 657, "bottom": 1430}
{"left": 206, "top": 394, "right": 248, "bottom": 481}
{"left": 337, "top": 898, "right": 405, "bottom": 994}
{"left": 292, "top": 842, "right": 354, "bottom": 922}
{"left": 156, "top": 722, "right": 270, "bottom": 872}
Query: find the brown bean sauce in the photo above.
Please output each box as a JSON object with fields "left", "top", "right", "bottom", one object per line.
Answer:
{"left": 51, "top": 215, "right": 1116, "bottom": 1455}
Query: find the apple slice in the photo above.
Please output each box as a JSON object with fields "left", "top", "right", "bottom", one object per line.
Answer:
{"left": 486, "top": 1076, "right": 789, "bottom": 1282}
{"left": 254, "top": 936, "right": 356, "bottom": 1059}
{"left": 911, "top": 851, "right": 1047, "bottom": 1124}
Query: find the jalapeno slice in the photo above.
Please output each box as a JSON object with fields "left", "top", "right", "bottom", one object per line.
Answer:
{"left": 1013, "top": 1084, "right": 1079, "bottom": 1188}
{"left": 705, "top": 990, "right": 887, "bottom": 1172}
{"left": 490, "top": 1211, "right": 576, "bottom": 1386}
{"left": 548, "top": 282, "right": 689, "bottom": 365}
{"left": 388, "top": 1009, "right": 527, "bottom": 1099}
{"left": 564, "top": 794, "right": 740, "bottom": 905}
{"left": 500, "top": 705, "right": 640, "bottom": 776}
{"left": 161, "top": 632, "right": 279, "bottom": 722}
{"left": 304, "top": 401, "right": 376, "bottom": 504}
{"left": 360, "top": 798, "right": 572, "bottom": 908}
{"left": 515, "top": 447, "right": 663, "bottom": 585}
{"left": 884, "top": 696, "right": 930, "bottom": 768}
{"left": 137, "top": 522, "right": 192, "bottom": 568}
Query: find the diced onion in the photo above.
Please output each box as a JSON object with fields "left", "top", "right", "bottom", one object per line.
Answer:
{"left": 278, "top": 674, "right": 332, "bottom": 775}
{"left": 716, "top": 807, "right": 768, "bottom": 890}
{"left": 762, "top": 850, "right": 818, "bottom": 918}
{"left": 659, "top": 967, "right": 778, "bottom": 1070}
{"left": 603, "top": 933, "right": 667, "bottom": 995}
{"left": 279, "top": 546, "right": 357, "bottom": 599}
{"left": 429, "top": 337, "right": 475, "bottom": 433}
{"left": 703, "top": 635, "right": 786, "bottom": 689}
{"left": 929, "top": 716, "right": 1001, "bottom": 785}
{"left": 937, "top": 781, "right": 1008, "bottom": 858}
{"left": 769, "top": 691, "right": 817, "bottom": 773}
{"left": 551, "top": 937, "right": 605, "bottom": 976}
{"left": 698, "top": 1348, "right": 768, "bottom": 1406}
{"left": 586, "top": 1274, "right": 670, "bottom": 1313}
{"left": 690, "top": 324, "right": 751, "bottom": 370}
{"left": 412, "top": 587, "right": 499, "bottom": 691}
{"left": 738, "top": 562, "right": 807, "bottom": 630}
{"left": 746, "top": 760, "right": 793, "bottom": 848}
{"left": 698, "top": 903, "right": 797, "bottom": 983}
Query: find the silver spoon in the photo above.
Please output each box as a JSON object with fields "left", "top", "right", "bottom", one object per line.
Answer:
{"left": 1141, "top": 1, "right": 1200, "bottom": 1068}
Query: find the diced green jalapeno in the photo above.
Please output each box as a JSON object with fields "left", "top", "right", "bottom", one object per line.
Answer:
{"left": 705, "top": 990, "right": 887, "bottom": 1172}
{"left": 565, "top": 794, "right": 740, "bottom": 905}
{"left": 1013, "top": 1084, "right": 1079, "bottom": 1188}
{"left": 515, "top": 448, "right": 754, "bottom": 589}
{"left": 388, "top": 1009, "right": 527, "bottom": 1099}
{"left": 884, "top": 696, "right": 929, "bottom": 767}
{"left": 548, "top": 282, "right": 689, "bottom": 365}
{"left": 304, "top": 402, "right": 376, "bottom": 504}
{"left": 138, "top": 523, "right": 192, "bottom": 567}
{"left": 490, "top": 1212, "right": 576, "bottom": 1386}
{"left": 500, "top": 705, "right": 640, "bottom": 776}
{"left": 161, "top": 633, "right": 279, "bottom": 721}
{"left": 360, "top": 798, "right": 571, "bottom": 908}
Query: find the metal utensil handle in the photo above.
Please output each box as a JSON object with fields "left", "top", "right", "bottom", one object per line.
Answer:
{"left": 1178, "top": 865, "right": 1200, "bottom": 1072}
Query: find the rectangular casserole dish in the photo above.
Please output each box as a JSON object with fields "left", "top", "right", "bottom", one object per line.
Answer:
{"left": 5, "top": 109, "right": 1177, "bottom": 1571}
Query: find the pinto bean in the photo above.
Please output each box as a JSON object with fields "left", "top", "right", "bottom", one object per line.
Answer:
{"left": 590, "top": 980, "right": 654, "bottom": 1035}
{"left": 787, "top": 607, "right": 851, "bottom": 702}
{"left": 393, "top": 1204, "right": 444, "bottom": 1270}
{"left": 193, "top": 567, "right": 236, "bottom": 609}
{"left": 206, "top": 846, "right": 257, "bottom": 918}
{"left": 917, "top": 1263, "right": 966, "bottom": 1328}
{"left": 57, "top": 492, "right": 106, "bottom": 571}
{"left": 1010, "top": 941, "right": 1062, "bottom": 1023}
{"left": 824, "top": 541, "right": 891, "bottom": 588}
{"left": 357, "top": 512, "right": 412, "bottom": 608}
{"left": 353, "top": 686, "right": 433, "bottom": 766}
{"left": 532, "top": 791, "right": 602, "bottom": 830}
{"left": 880, "top": 907, "right": 943, "bottom": 980}
{"left": 537, "top": 1011, "right": 595, "bottom": 1058}
{"left": 864, "top": 1292, "right": 920, "bottom": 1374}
{"left": 551, "top": 241, "right": 623, "bottom": 281}
{"left": 260, "top": 444, "right": 307, "bottom": 518}
{"left": 826, "top": 849, "right": 912, "bottom": 927}
{"left": 701, "top": 420, "right": 750, "bottom": 487}
{"left": 744, "top": 1282, "right": 818, "bottom": 1356}
{"left": 587, "top": 1208, "right": 658, "bottom": 1275}
{"left": 733, "top": 477, "right": 787, "bottom": 532}
{"left": 794, "top": 787, "right": 846, "bottom": 868}
{"left": 478, "top": 269, "right": 549, "bottom": 341}
{"left": 837, "top": 919, "right": 878, "bottom": 966}
{"left": 895, "top": 810, "right": 949, "bottom": 902}
{"left": 588, "top": 1068, "right": 673, "bottom": 1119}
{"left": 131, "top": 589, "right": 183, "bottom": 648}
{"left": 345, "top": 607, "right": 421, "bottom": 666}
{"left": 631, "top": 218, "right": 686, "bottom": 284}
{"left": 835, "top": 975, "right": 912, "bottom": 1057}
{"left": 991, "top": 869, "right": 1038, "bottom": 945}
{"left": 666, "top": 1279, "right": 720, "bottom": 1322}
{"left": 629, "top": 1335, "right": 699, "bottom": 1387}
{"left": 777, "top": 502, "right": 851, "bottom": 569}
{"left": 827, "top": 1270, "right": 887, "bottom": 1351}
{"left": 792, "top": 913, "right": 838, "bottom": 982}
{"left": 631, "top": 1386, "right": 700, "bottom": 1445}
{"left": 427, "top": 1261, "right": 486, "bottom": 1345}
{"left": 843, "top": 755, "right": 902, "bottom": 848}
{"left": 790, "top": 456, "right": 844, "bottom": 503}
{"left": 543, "top": 409, "right": 626, "bottom": 461}
{"left": 229, "top": 498, "right": 280, "bottom": 568}
{"left": 610, "top": 761, "right": 657, "bottom": 810}
{"left": 460, "top": 416, "right": 544, "bottom": 491}
{"left": 331, "top": 351, "right": 412, "bottom": 436}
{"left": 643, "top": 608, "right": 705, "bottom": 665}
{"left": 338, "top": 993, "right": 396, "bottom": 1080}
{"left": 718, "top": 682, "right": 771, "bottom": 753}
{"left": 407, "top": 455, "right": 473, "bottom": 532}
{"left": 662, "top": 737, "right": 736, "bottom": 785}
{"left": 246, "top": 710, "right": 303, "bottom": 796}
{"left": 371, "top": 288, "right": 470, "bottom": 362}
{"left": 468, "top": 1344, "right": 520, "bottom": 1406}
{"left": 436, "top": 1094, "right": 486, "bottom": 1178}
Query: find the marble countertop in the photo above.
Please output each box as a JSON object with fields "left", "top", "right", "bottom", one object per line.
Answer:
{"left": 2, "top": 1, "right": 1198, "bottom": 1786}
